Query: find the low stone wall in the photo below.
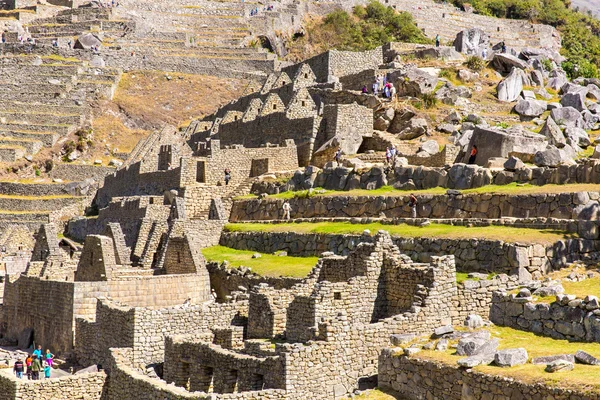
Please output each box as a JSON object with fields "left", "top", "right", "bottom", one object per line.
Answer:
{"left": 378, "top": 351, "right": 600, "bottom": 400}
{"left": 230, "top": 191, "right": 600, "bottom": 222}
{"left": 207, "top": 261, "right": 301, "bottom": 301}
{"left": 105, "top": 348, "right": 287, "bottom": 400}
{"left": 219, "top": 231, "right": 598, "bottom": 276}
{"left": 455, "top": 275, "right": 519, "bottom": 323}
{"left": 490, "top": 292, "right": 600, "bottom": 342}
{"left": 48, "top": 164, "right": 115, "bottom": 183}
{"left": 0, "top": 370, "right": 106, "bottom": 400}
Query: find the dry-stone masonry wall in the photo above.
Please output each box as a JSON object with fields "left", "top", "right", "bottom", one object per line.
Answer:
{"left": 0, "top": 370, "right": 106, "bottom": 400}
{"left": 230, "top": 191, "right": 600, "bottom": 221}
{"left": 219, "top": 231, "right": 598, "bottom": 276}
{"left": 490, "top": 292, "right": 600, "bottom": 342}
{"left": 378, "top": 351, "right": 600, "bottom": 400}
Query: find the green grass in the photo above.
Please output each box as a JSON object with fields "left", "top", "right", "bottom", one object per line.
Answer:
{"left": 225, "top": 222, "right": 575, "bottom": 245}
{"left": 416, "top": 326, "right": 600, "bottom": 393}
{"left": 560, "top": 278, "right": 600, "bottom": 300}
{"left": 201, "top": 246, "right": 318, "bottom": 278}
{"left": 251, "top": 183, "right": 600, "bottom": 200}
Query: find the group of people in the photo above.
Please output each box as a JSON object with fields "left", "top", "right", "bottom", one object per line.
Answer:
{"left": 250, "top": 5, "right": 274, "bottom": 16}
{"left": 13, "top": 345, "right": 54, "bottom": 380}
{"left": 385, "top": 145, "right": 398, "bottom": 165}
{"left": 362, "top": 75, "right": 396, "bottom": 100}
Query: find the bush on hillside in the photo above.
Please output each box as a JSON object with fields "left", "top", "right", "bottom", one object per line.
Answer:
{"left": 285, "top": 1, "right": 430, "bottom": 61}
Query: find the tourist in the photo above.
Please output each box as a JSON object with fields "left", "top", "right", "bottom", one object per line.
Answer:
{"left": 33, "top": 345, "right": 43, "bottom": 359}
{"left": 282, "top": 200, "right": 292, "bottom": 220}
{"left": 361, "top": 85, "right": 368, "bottom": 94}
{"left": 385, "top": 147, "right": 391, "bottom": 164}
{"left": 25, "top": 355, "right": 32, "bottom": 380}
{"left": 435, "top": 34, "right": 440, "bottom": 47}
{"left": 334, "top": 147, "right": 342, "bottom": 164}
{"left": 44, "top": 361, "right": 51, "bottom": 379}
{"left": 67, "top": 39, "right": 72, "bottom": 49}
{"left": 372, "top": 78, "right": 379, "bottom": 95}
{"left": 13, "top": 359, "right": 24, "bottom": 379}
{"left": 384, "top": 82, "right": 391, "bottom": 98}
{"left": 30, "top": 356, "right": 41, "bottom": 380}
{"left": 45, "top": 349, "right": 54, "bottom": 367}
{"left": 389, "top": 83, "right": 397, "bottom": 101}
{"left": 224, "top": 168, "right": 231, "bottom": 185}
{"left": 500, "top": 41, "right": 506, "bottom": 53}
{"left": 482, "top": 48, "right": 487, "bottom": 59}
{"left": 377, "top": 76, "right": 383, "bottom": 96}
{"left": 409, "top": 193, "right": 418, "bottom": 218}
{"left": 468, "top": 144, "right": 477, "bottom": 164}
{"left": 390, "top": 145, "right": 397, "bottom": 162}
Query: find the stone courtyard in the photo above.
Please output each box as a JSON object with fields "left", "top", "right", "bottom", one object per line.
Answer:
{"left": 0, "top": 0, "right": 600, "bottom": 399}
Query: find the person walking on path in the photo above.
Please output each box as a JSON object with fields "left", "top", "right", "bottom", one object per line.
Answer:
{"left": 224, "top": 168, "right": 231, "bottom": 185}
{"left": 45, "top": 349, "right": 54, "bottom": 367}
{"left": 282, "top": 200, "right": 292, "bottom": 220}
{"left": 435, "top": 34, "right": 440, "bottom": 47}
{"left": 25, "top": 355, "right": 32, "bottom": 380}
{"left": 468, "top": 145, "right": 478, "bottom": 164}
{"left": 385, "top": 147, "right": 391, "bottom": 164}
{"left": 43, "top": 362, "right": 51, "bottom": 379}
{"left": 334, "top": 147, "right": 342, "bottom": 165}
{"left": 30, "top": 356, "right": 41, "bottom": 380}
{"left": 13, "top": 359, "right": 24, "bottom": 379}
{"left": 409, "top": 193, "right": 418, "bottom": 218}
{"left": 33, "top": 345, "right": 42, "bottom": 360}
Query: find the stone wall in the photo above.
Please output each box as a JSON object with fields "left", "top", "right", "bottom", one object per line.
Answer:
{"left": 0, "top": 370, "right": 106, "bottom": 400}
{"left": 454, "top": 275, "right": 519, "bottom": 323}
{"left": 490, "top": 291, "right": 600, "bottom": 342}
{"left": 219, "top": 231, "right": 599, "bottom": 276}
{"left": 230, "top": 191, "right": 600, "bottom": 221}
{"left": 378, "top": 351, "right": 599, "bottom": 400}
{"left": 48, "top": 164, "right": 115, "bottom": 182}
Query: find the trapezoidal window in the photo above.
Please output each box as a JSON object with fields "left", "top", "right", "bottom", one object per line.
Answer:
{"left": 273, "top": 103, "right": 277, "bottom": 110}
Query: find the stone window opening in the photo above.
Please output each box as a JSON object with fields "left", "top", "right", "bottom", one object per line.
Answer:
{"left": 497, "top": 27, "right": 500, "bottom": 32}
{"left": 149, "top": 197, "right": 155, "bottom": 205}
{"left": 273, "top": 103, "right": 277, "bottom": 110}
{"left": 195, "top": 366, "right": 214, "bottom": 392}
{"left": 223, "top": 369, "right": 238, "bottom": 393}
{"left": 234, "top": 115, "right": 238, "bottom": 121}
{"left": 250, "top": 373, "right": 265, "bottom": 391}
{"left": 304, "top": 72, "right": 308, "bottom": 78}
{"left": 301, "top": 100, "right": 306, "bottom": 107}
{"left": 177, "top": 252, "right": 181, "bottom": 264}
{"left": 181, "top": 361, "right": 191, "bottom": 391}
{"left": 334, "top": 292, "right": 342, "bottom": 300}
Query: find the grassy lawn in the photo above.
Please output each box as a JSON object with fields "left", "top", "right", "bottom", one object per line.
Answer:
{"left": 225, "top": 222, "right": 574, "bottom": 245}
{"left": 246, "top": 183, "right": 600, "bottom": 201}
{"left": 414, "top": 326, "right": 600, "bottom": 393}
{"left": 201, "top": 246, "right": 318, "bottom": 278}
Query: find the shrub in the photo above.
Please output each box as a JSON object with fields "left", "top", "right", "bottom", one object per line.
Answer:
{"left": 465, "top": 55, "right": 486, "bottom": 71}
{"left": 421, "top": 92, "right": 438, "bottom": 109}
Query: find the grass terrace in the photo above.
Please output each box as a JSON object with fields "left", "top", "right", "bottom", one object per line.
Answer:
{"left": 201, "top": 245, "right": 318, "bottom": 278}
{"left": 413, "top": 326, "right": 600, "bottom": 393}
{"left": 225, "top": 222, "right": 575, "bottom": 245}
{"left": 350, "top": 389, "right": 400, "bottom": 399}
{"left": 237, "top": 183, "right": 600, "bottom": 200}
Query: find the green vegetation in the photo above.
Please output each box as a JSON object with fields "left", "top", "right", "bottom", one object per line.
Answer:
{"left": 450, "top": 0, "right": 600, "bottom": 78}
{"left": 420, "top": 92, "right": 438, "bottom": 108}
{"left": 417, "top": 325, "right": 600, "bottom": 391}
{"left": 465, "top": 55, "right": 487, "bottom": 71}
{"left": 253, "top": 182, "right": 600, "bottom": 200}
{"left": 201, "top": 245, "right": 318, "bottom": 278}
{"left": 225, "top": 222, "right": 574, "bottom": 244}
{"left": 286, "top": 1, "right": 430, "bottom": 60}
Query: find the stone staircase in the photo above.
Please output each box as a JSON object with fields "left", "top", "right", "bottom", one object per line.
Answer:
{"left": 0, "top": 55, "right": 121, "bottom": 161}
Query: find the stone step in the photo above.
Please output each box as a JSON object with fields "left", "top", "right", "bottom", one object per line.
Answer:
{"left": 0, "top": 111, "right": 83, "bottom": 125}
{"left": 0, "top": 129, "right": 60, "bottom": 146}
{"left": 0, "top": 195, "right": 83, "bottom": 211}
{"left": 0, "top": 100, "right": 85, "bottom": 113}
{"left": 76, "top": 73, "right": 121, "bottom": 85}
{"left": 0, "top": 82, "right": 72, "bottom": 94}
{"left": 0, "top": 122, "right": 73, "bottom": 136}
{"left": 0, "top": 137, "right": 44, "bottom": 155}
{"left": 0, "top": 145, "right": 25, "bottom": 162}
{"left": 0, "top": 211, "right": 51, "bottom": 223}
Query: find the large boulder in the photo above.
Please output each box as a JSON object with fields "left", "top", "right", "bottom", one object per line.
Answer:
{"left": 453, "top": 28, "right": 489, "bottom": 55}
{"left": 547, "top": 69, "right": 568, "bottom": 91}
{"left": 456, "top": 337, "right": 499, "bottom": 357}
{"left": 414, "top": 46, "right": 464, "bottom": 61}
{"left": 388, "top": 108, "right": 416, "bottom": 134}
{"left": 497, "top": 67, "right": 526, "bottom": 102}
{"left": 504, "top": 156, "right": 524, "bottom": 171}
{"left": 465, "top": 126, "right": 546, "bottom": 165}
{"left": 447, "top": 163, "right": 493, "bottom": 189}
{"left": 534, "top": 145, "right": 565, "bottom": 167}
{"left": 491, "top": 53, "right": 528, "bottom": 74}
{"left": 74, "top": 33, "right": 102, "bottom": 50}
{"left": 436, "top": 83, "right": 472, "bottom": 105}
{"left": 550, "top": 107, "right": 585, "bottom": 129}
{"left": 420, "top": 140, "right": 440, "bottom": 155}
{"left": 539, "top": 117, "right": 566, "bottom": 147}
{"left": 560, "top": 92, "right": 587, "bottom": 112}
{"left": 396, "top": 68, "right": 438, "bottom": 97}
{"left": 514, "top": 98, "right": 547, "bottom": 117}
{"left": 564, "top": 126, "right": 591, "bottom": 148}
{"left": 494, "top": 348, "right": 528, "bottom": 367}
{"left": 396, "top": 118, "right": 428, "bottom": 140}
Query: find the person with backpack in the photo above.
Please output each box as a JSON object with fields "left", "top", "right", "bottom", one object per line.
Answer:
{"left": 435, "top": 34, "right": 440, "bottom": 47}
{"left": 13, "top": 359, "right": 24, "bottom": 379}
{"left": 334, "top": 148, "right": 342, "bottom": 165}
{"left": 224, "top": 168, "right": 231, "bottom": 185}
{"left": 282, "top": 200, "right": 292, "bottom": 220}
{"left": 30, "top": 356, "right": 41, "bottom": 380}
{"left": 468, "top": 145, "right": 478, "bottom": 164}
{"left": 25, "top": 355, "right": 32, "bottom": 380}
{"left": 409, "top": 194, "right": 418, "bottom": 218}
